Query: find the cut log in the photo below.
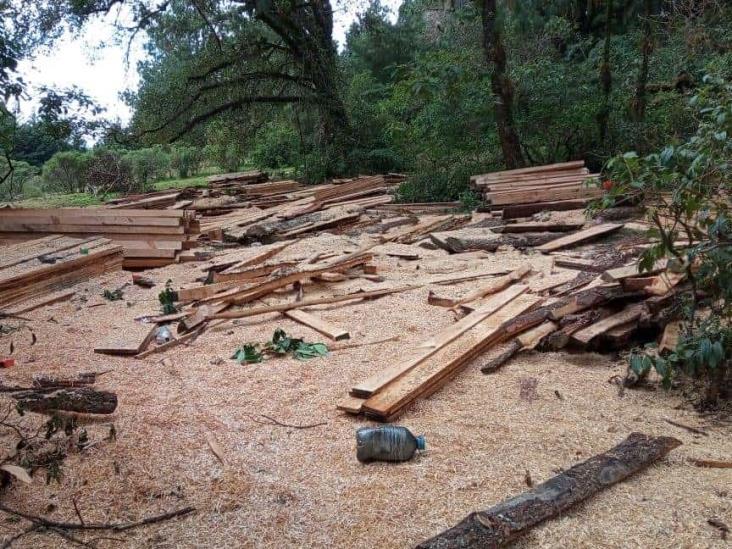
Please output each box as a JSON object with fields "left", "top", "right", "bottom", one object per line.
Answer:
{"left": 32, "top": 372, "right": 98, "bottom": 388}
{"left": 536, "top": 223, "right": 623, "bottom": 253}
{"left": 480, "top": 320, "right": 558, "bottom": 374}
{"left": 13, "top": 388, "right": 118, "bottom": 415}
{"left": 571, "top": 303, "right": 645, "bottom": 345}
{"left": 540, "top": 308, "right": 614, "bottom": 351}
{"left": 416, "top": 433, "right": 681, "bottom": 549}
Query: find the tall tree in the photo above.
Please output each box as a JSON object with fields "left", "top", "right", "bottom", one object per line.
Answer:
{"left": 75, "top": 0, "right": 353, "bottom": 177}
{"left": 630, "top": 0, "right": 653, "bottom": 120}
{"left": 597, "top": 0, "right": 613, "bottom": 143}
{"left": 479, "top": 0, "right": 524, "bottom": 169}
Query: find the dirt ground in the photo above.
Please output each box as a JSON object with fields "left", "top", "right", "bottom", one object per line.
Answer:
{"left": 0, "top": 232, "right": 730, "bottom": 548}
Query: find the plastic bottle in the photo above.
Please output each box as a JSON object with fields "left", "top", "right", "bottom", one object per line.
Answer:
{"left": 156, "top": 325, "right": 172, "bottom": 345}
{"left": 356, "top": 426, "right": 426, "bottom": 463}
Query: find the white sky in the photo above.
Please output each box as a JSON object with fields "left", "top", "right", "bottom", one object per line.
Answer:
{"left": 16, "top": 1, "right": 402, "bottom": 125}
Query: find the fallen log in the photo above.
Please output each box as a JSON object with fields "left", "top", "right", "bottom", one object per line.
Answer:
{"left": 416, "top": 432, "right": 681, "bottom": 549}
{"left": 32, "top": 372, "right": 99, "bottom": 388}
{"left": 13, "top": 388, "right": 118, "bottom": 415}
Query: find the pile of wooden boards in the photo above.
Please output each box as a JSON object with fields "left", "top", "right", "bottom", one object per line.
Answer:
{"left": 207, "top": 170, "right": 268, "bottom": 189}
{"left": 0, "top": 236, "right": 123, "bottom": 309}
{"left": 0, "top": 208, "right": 199, "bottom": 269}
{"left": 470, "top": 160, "right": 602, "bottom": 217}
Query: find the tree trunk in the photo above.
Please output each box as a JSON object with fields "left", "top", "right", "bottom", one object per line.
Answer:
{"left": 13, "top": 388, "right": 118, "bottom": 415}
{"left": 597, "top": 0, "right": 613, "bottom": 143}
{"left": 417, "top": 433, "right": 681, "bottom": 548}
{"left": 631, "top": 0, "right": 653, "bottom": 120}
{"left": 481, "top": 0, "right": 524, "bottom": 169}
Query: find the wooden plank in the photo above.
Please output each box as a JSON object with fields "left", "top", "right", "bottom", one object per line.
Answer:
{"left": 5, "top": 289, "right": 76, "bottom": 315}
{"left": 471, "top": 161, "right": 586, "bottom": 183}
{"left": 361, "top": 294, "right": 542, "bottom": 420}
{"left": 536, "top": 223, "right": 623, "bottom": 253}
{"left": 0, "top": 207, "right": 187, "bottom": 218}
{"left": 571, "top": 304, "right": 645, "bottom": 344}
{"left": 94, "top": 323, "right": 157, "bottom": 356}
{"left": 451, "top": 266, "right": 531, "bottom": 308}
{"left": 501, "top": 198, "right": 595, "bottom": 219}
{"left": 552, "top": 256, "right": 597, "bottom": 271}
{"left": 529, "top": 270, "right": 578, "bottom": 293}
{"left": 284, "top": 309, "right": 350, "bottom": 341}
{"left": 351, "top": 284, "right": 528, "bottom": 398}
{"left": 336, "top": 395, "right": 366, "bottom": 414}
{"left": 494, "top": 222, "right": 584, "bottom": 233}
{"left": 602, "top": 259, "right": 668, "bottom": 282}
{"left": 488, "top": 186, "right": 601, "bottom": 206}
{"left": 209, "top": 285, "right": 420, "bottom": 320}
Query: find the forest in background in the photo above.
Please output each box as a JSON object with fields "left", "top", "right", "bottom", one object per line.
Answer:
{"left": 1, "top": 0, "right": 730, "bottom": 204}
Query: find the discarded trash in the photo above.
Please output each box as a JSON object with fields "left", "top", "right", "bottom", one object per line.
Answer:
{"left": 356, "top": 426, "right": 425, "bottom": 463}
{"left": 156, "top": 326, "right": 173, "bottom": 345}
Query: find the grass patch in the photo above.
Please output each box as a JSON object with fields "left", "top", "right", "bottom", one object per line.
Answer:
{"left": 9, "top": 192, "right": 111, "bottom": 208}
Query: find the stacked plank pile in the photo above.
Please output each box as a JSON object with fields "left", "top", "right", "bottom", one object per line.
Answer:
{"left": 0, "top": 208, "right": 199, "bottom": 269}
{"left": 0, "top": 236, "right": 123, "bottom": 308}
{"left": 207, "top": 170, "right": 268, "bottom": 189}
{"left": 105, "top": 190, "right": 183, "bottom": 209}
{"left": 470, "top": 161, "right": 602, "bottom": 216}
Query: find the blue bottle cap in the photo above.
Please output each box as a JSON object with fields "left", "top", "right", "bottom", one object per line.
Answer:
{"left": 416, "top": 435, "right": 426, "bottom": 451}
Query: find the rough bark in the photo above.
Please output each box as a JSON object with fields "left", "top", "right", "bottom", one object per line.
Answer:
{"left": 417, "top": 433, "right": 681, "bottom": 549}
{"left": 32, "top": 373, "right": 98, "bottom": 388}
{"left": 597, "top": 0, "right": 614, "bottom": 143}
{"left": 481, "top": 0, "right": 524, "bottom": 169}
{"left": 13, "top": 388, "right": 118, "bottom": 415}
{"left": 480, "top": 340, "right": 521, "bottom": 373}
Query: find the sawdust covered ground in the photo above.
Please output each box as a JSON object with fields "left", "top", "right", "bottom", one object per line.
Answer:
{"left": 0, "top": 232, "right": 730, "bottom": 548}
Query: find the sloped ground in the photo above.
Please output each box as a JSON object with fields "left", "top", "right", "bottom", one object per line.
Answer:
{"left": 0, "top": 233, "right": 729, "bottom": 548}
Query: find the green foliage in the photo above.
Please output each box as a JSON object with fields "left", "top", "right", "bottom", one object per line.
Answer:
{"left": 123, "top": 146, "right": 170, "bottom": 189}
{"left": 169, "top": 145, "right": 203, "bottom": 178}
{"left": 0, "top": 159, "right": 40, "bottom": 201}
{"left": 158, "top": 280, "right": 178, "bottom": 315}
{"left": 603, "top": 75, "right": 732, "bottom": 404}
{"left": 250, "top": 122, "right": 299, "bottom": 169}
{"left": 232, "top": 328, "right": 328, "bottom": 364}
{"left": 42, "top": 150, "right": 91, "bottom": 193}
{"left": 232, "top": 344, "right": 264, "bottom": 364}
{"left": 102, "top": 288, "right": 124, "bottom": 301}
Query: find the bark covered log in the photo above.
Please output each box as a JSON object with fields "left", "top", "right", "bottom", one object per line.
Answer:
{"left": 13, "top": 388, "right": 118, "bottom": 415}
{"left": 417, "top": 433, "right": 681, "bottom": 549}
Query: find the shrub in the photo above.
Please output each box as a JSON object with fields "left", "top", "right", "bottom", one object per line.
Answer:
{"left": 250, "top": 123, "right": 299, "bottom": 169}
{"left": 602, "top": 75, "right": 732, "bottom": 405}
{"left": 41, "top": 150, "right": 91, "bottom": 193}
{"left": 170, "top": 145, "right": 204, "bottom": 178}
{"left": 86, "top": 149, "right": 134, "bottom": 196}
{"left": 0, "top": 160, "right": 40, "bottom": 201}
{"left": 124, "top": 146, "right": 170, "bottom": 189}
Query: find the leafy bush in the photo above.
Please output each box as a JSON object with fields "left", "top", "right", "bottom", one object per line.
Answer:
{"left": 86, "top": 149, "right": 134, "bottom": 196}
{"left": 124, "top": 146, "right": 170, "bottom": 189}
{"left": 41, "top": 150, "right": 91, "bottom": 193}
{"left": 0, "top": 160, "right": 40, "bottom": 201}
{"left": 603, "top": 75, "right": 732, "bottom": 405}
{"left": 250, "top": 123, "right": 299, "bottom": 169}
{"left": 169, "top": 145, "right": 203, "bottom": 178}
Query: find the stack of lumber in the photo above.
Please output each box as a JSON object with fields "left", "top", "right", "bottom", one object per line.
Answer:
{"left": 105, "top": 190, "right": 182, "bottom": 209}
{"left": 207, "top": 170, "right": 268, "bottom": 188}
{"left": 470, "top": 161, "right": 602, "bottom": 215}
{"left": 0, "top": 236, "right": 123, "bottom": 308}
{"left": 0, "top": 208, "right": 199, "bottom": 269}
